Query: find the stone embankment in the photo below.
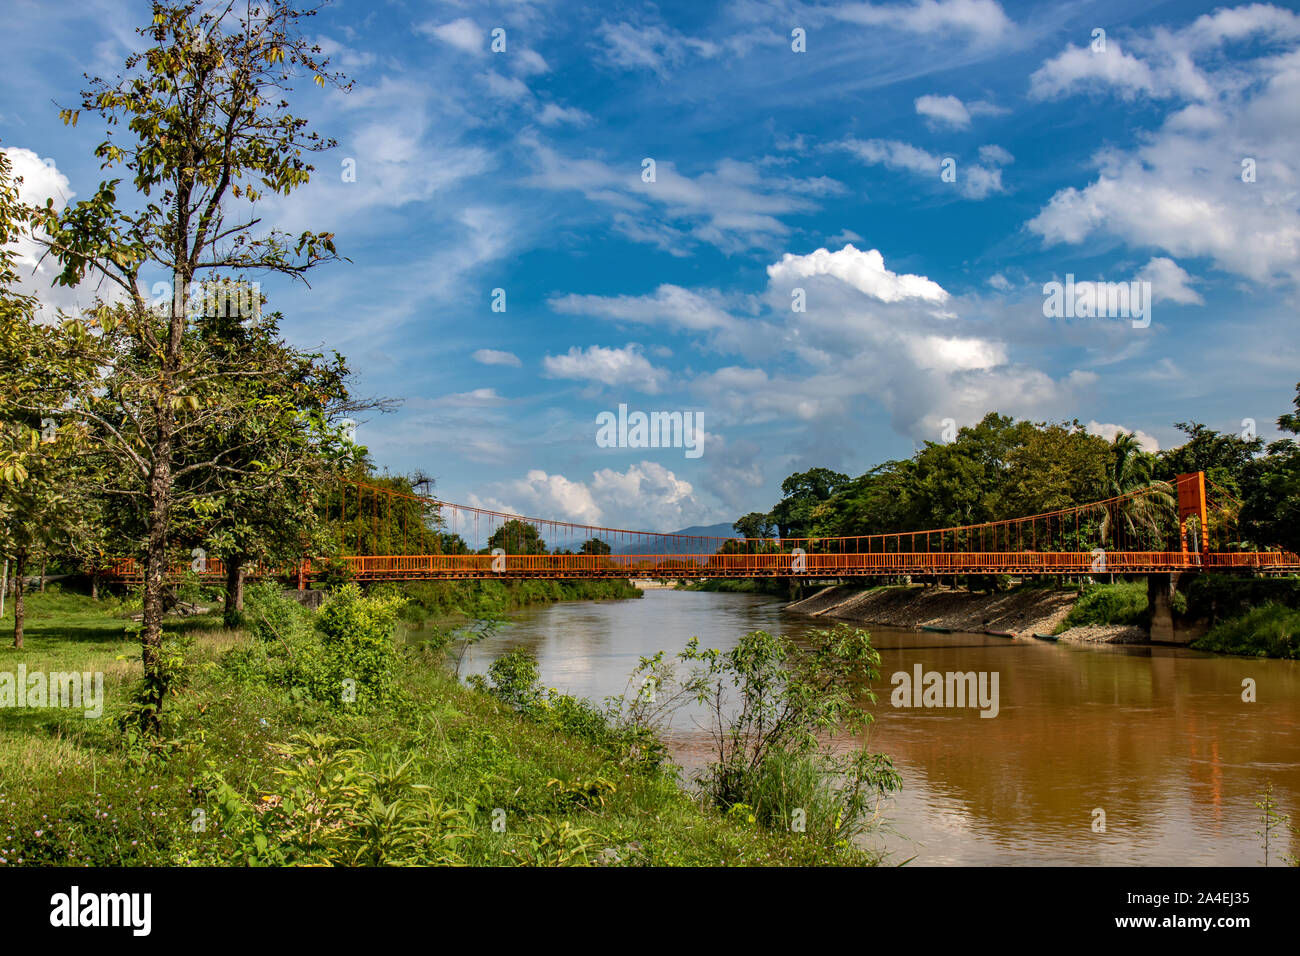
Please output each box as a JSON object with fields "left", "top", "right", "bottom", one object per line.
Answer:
{"left": 785, "top": 584, "right": 1146, "bottom": 643}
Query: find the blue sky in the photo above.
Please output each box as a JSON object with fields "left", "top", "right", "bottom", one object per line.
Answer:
{"left": 3, "top": 0, "right": 1299, "bottom": 531}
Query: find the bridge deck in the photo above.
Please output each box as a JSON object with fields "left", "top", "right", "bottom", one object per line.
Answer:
{"left": 104, "top": 550, "right": 1300, "bottom": 582}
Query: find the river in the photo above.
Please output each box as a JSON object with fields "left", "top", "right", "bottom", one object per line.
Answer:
{"left": 456, "top": 589, "right": 1300, "bottom": 866}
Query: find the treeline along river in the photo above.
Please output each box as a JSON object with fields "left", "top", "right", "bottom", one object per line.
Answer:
{"left": 458, "top": 589, "right": 1300, "bottom": 865}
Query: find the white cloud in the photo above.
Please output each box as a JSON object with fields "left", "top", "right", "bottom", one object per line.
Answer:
{"left": 1135, "top": 257, "right": 1203, "bottom": 305}
{"left": 594, "top": 20, "right": 719, "bottom": 76}
{"left": 418, "top": 17, "right": 484, "bottom": 54}
{"left": 1029, "top": 42, "right": 1161, "bottom": 101}
{"left": 831, "top": 0, "right": 1014, "bottom": 43}
{"left": 550, "top": 284, "right": 736, "bottom": 332}
{"left": 473, "top": 349, "right": 522, "bottom": 367}
{"left": 1085, "top": 421, "right": 1160, "bottom": 452}
{"left": 915, "top": 93, "right": 971, "bottom": 127}
{"left": 978, "top": 144, "right": 1013, "bottom": 165}
{"left": 542, "top": 344, "right": 668, "bottom": 393}
{"left": 766, "top": 244, "right": 949, "bottom": 303}
{"left": 1025, "top": 8, "right": 1300, "bottom": 283}
{"left": 536, "top": 103, "right": 592, "bottom": 127}
{"left": 987, "top": 272, "right": 1014, "bottom": 291}
{"left": 516, "top": 49, "right": 550, "bottom": 75}
{"left": 442, "top": 387, "right": 508, "bottom": 407}
{"left": 524, "top": 134, "right": 840, "bottom": 253}
{"left": 834, "top": 137, "right": 1007, "bottom": 200}
{"left": 482, "top": 71, "right": 531, "bottom": 101}
{"left": 1, "top": 146, "right": 114, "bottom": 319}
{"left": 470, "top": 461, "right": 708, "bottom": 530}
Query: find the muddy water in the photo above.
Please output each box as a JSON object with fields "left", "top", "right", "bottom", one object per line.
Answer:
{"left": 456, "top": 589, "right": 1300, "bottom": 865}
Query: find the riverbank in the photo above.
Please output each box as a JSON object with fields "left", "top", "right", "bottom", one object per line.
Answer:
{"left": 786, "top": 582, "right": 1143, "bottom": 643}
{"left": 0, "top": 586, "right": 878, "bottom": 867}
{"left": 385, "top": 577, "right": 642, "bottom": 622}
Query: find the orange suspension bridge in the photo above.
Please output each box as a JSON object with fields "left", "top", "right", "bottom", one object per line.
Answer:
{"left": 106, "top": 471, "right": 1299, "bottom": 585}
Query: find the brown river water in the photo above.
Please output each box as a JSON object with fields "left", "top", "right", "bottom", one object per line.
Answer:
{"left": 455, "top": 589, "right": 1300, "bottom": 865}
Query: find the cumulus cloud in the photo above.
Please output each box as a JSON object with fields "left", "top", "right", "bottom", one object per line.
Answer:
{"left": 469, "top": 461, "right": 708, "bottom": 530}
{"left": 915, "top": 93, "right": 972, "bottom": 127}
{"left": 1085, "top": 421, "right": 1160, "bottom": 452}
{"left": 767, "top": 244, "right": 949, "bottom": 303}
{"left": 1026, "top": 7, "right": 1300, "bottom": 283}
{"left": 557, "top": 244, "right": 1096, "bottom": 442}
{"left": 1, "top": 146, "right": 115, "bottom": 319}
{"left": 1135, "top": 256, "right": 1203, "bottom": 305}
{"left": 418, "top": 17, "right": 484, "bottom": 54}
{"left": 914, "top": 93, "right": 1008, "bottom": 129}
{"left": 542, "top": 344, "right": 669, "bottom": 393}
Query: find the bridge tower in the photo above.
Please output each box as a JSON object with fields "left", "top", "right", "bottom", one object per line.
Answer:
{"left": 1175, "top": 472, "right": 1208, "bottom": 556}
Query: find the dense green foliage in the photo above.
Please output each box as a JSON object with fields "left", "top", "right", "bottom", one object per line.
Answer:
{"left": 1184, "top": 575, "right": 1300, "bottom": 623}
{"left": 222, "top": 583, "right": 405, "bottom": 709}
{"left": 1055, "top": 582, "right": 1150, "bottom": 632}
{"left": 1192, "top": 605, "right": 1300, "bottom": 659}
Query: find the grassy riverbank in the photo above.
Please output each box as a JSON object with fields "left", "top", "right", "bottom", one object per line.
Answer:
{"left": 781, "top": 576, "right": 1300, "bottom": 655}
{"left": 387, "top": 578, "right": 641, "bottom": 622}
{"left": 0, "top": 586, "right": 884, "bottom": 866}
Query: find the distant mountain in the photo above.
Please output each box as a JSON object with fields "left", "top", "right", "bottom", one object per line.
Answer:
{"left": 612, "top": 521, "right": 740, "bottom": 556}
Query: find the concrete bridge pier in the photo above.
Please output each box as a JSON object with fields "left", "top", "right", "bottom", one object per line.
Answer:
{"left": 1147, "top": 572, "right": 1191, "bottom": 645}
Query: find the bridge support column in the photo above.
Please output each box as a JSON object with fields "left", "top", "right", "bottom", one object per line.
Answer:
{"left": 1147, "top": 572, "right": 1191, "bottom": 645}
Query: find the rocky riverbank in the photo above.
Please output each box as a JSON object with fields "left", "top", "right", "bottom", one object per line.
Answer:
{"left": 785, "top": 583, "right": 1148, "bottom": 643}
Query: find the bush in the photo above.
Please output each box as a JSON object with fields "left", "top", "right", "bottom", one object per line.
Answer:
{"left": 473, "top": 648, "right": 667, "bottom": 772}
{"left": 1056, "top": 581, "right": 1148, "bottom": 632}
{"left": 1191, "top": 603, "right": 1300, "bottom": 659}
{"left": 1185, "top": 575, "right": 1300, "bottom": 622}
{"left": 619, "top": 625, "right": 901, "bottom": 851}
{"left": 223, "top": 583, "right": 405, "bottom": 709}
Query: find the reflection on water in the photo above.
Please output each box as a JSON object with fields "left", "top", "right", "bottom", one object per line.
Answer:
{"left": 454, "top": 589, "right": 1300, "bottom": 865}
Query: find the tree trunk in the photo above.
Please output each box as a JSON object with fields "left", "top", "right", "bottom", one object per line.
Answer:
{"left": 140, "top": 452, "right": 173, "bottom": 730}
{"left": 91, "top": 573, "right": 99, "bottom": 601}
{"left": 12, "top": 550, "right": 25, "bottom": 649}
{"left": 223, "top": 555, "right": 245, "bottom": 628}
{"left": 39, "top": 559, "right": 46, "bottom": 592}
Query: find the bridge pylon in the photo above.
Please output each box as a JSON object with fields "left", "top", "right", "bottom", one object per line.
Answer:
{"left": 1175, "top": 472, "right": 1208, "bottom": 557}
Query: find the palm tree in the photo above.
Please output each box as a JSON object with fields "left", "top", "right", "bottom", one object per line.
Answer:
{"left": 1100, "top": 433, "right": 1175, "bottom": 551}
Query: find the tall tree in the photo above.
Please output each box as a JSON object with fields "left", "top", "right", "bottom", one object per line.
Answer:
{"left": 1097, "top": 432, "right": 1174, "bottom": 549}
{"left": 22, "top": 1, "right": 350, "bottom": 722}
{"left": 1242, "top": 384, "right": 1300, "bottom": 553}
{"left": 769, "top": 467, "right": 850, "bottom": 538}
{"left": 0, "top": 146, "right": 84, "bottom": 645}
{"left": 488, "top": 519, "right": 547, "bottom": 556}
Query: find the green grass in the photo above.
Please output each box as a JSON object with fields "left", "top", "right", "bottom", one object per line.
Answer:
{"left": 1191, "top": 604, "right": 1300, "bottom": 659}
{"left": 1054, "top": 581, "right": 1149, "bottom": 633}
{"left": 0, "top": 585, "right": 884, "bottom": 866}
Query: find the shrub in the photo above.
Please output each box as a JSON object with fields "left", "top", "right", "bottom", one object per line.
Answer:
{"left": 620, "top": 625, "right": 901, "bottom": 851}
{"left": 1056, "top": 581, "right": 1148, "bottom": 632}
{"left": 1192, "top": 604, "right": 1300, "bottom": 659}
{"left": 208, "top": 733, "right": 471, "bottom": 865}
{"left": 223, "top": 583, "right": 405, "bottom": 709}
